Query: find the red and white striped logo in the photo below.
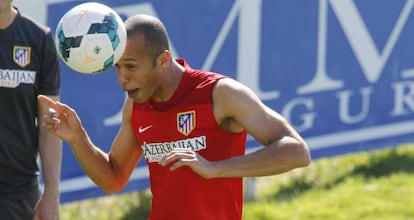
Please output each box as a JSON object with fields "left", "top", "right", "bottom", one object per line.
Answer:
{"left": 177, "top": 111, "right": 196, "bottom": 136}
{"left": 13, "top": 46, "right": 31, "bottom": 67}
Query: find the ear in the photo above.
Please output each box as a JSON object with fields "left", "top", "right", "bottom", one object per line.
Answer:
{"left": 158, "top": 50, "right": 171, "bottom": 66}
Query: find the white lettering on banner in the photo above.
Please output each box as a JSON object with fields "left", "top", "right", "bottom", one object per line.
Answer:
{"left": 237, "top": 0, "right": 279, "bottom": 99}
{"left": 391, "top": 81, "right": 414, "bottom": 116}
{"left": 337, "top": 87, "right": 372, "bottom": 124}
{"left": 297, "top": 0, "right": 344, "bottom": 94}
{"left": 281, "top": 98, "right": 316, "bottom": 133}
{"left": 299, "top": 0, "right": 414, "bottom": 94}
{"left": 202, "top": 0, "right": 280, "bottom": 100}
{"left": 281, "top": 84, "right": 414, "bottom": 134}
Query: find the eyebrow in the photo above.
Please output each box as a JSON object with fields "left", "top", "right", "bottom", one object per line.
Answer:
{"left": 121, "top": 58, "right": 137, "bottom": 62}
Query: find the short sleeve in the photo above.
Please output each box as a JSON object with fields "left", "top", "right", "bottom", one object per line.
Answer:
{"left": 38, "top": 30, "right": 61, "bottom": 96}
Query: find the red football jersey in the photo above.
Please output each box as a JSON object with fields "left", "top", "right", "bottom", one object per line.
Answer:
{"left": 131, "top": 59, "right": 247, "bottom": 220}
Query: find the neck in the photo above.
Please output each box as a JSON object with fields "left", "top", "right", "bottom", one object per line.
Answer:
{"left": 0, "top": 6, "right": 16, "bottom": 29}
{"left": 152, "top": 60, "right": 185, "bottom": 102}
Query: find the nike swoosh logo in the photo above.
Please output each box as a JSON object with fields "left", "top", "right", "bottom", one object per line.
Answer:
{"left": 138, "top": 125, "right": 153, "bottom": 133}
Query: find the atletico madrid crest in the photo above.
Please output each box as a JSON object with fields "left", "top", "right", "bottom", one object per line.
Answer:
{"left": 177, "top": 111, "right": 196, "bottom": 136}
{"left": 13, "top": 46, "right": 31, "bottom": 67}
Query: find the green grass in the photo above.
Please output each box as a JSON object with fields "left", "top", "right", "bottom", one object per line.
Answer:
{"left": 60, "top": 143, "right": 414, "bottom": 219}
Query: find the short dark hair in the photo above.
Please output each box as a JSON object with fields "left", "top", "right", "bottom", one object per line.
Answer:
{"left": 125, "top": 15, "right": 170, "bottom": 60}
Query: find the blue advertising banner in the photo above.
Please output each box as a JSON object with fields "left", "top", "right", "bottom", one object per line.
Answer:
{"left": 46, "top": 0, "right": 414, "bottom": 203}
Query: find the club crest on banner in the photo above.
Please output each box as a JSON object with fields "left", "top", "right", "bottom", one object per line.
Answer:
{"left": 177, "top": 111, "right": 196, "bottom": 136}
{"left": 13, "top": 46, "right": 31, "bottom": 67}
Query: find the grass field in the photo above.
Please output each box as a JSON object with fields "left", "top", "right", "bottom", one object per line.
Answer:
{"left": 60, "top": 143, "right": 414, "bottom": 219}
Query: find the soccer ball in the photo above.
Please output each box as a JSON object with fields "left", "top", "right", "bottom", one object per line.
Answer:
{"left": 55, "top": 2, "right": 126, "bottom": 74}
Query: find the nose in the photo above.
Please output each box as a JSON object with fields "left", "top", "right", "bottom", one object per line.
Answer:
{"left": 116, "top": 67, "right": 130, "bottom": 86}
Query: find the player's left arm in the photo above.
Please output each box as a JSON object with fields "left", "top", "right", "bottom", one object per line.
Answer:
{"left": 210, "top": 78, "right": 311, "bottom": 177}
{"left": 35, "top": 95, "right": 62, "bottom": 220}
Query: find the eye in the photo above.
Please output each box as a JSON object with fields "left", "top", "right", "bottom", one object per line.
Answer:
{"left": 127, "top": 64, "right": 136, "bottom": 71}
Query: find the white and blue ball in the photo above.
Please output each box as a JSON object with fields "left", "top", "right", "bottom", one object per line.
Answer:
{"left": 55, "top": 2, "right": 126, "bottom": 74}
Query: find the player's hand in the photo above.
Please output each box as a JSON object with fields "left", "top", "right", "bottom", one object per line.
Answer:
{"left": 37, "top": 95, "right": 85, "bottom": 145}
{"left": 159, "top": 149, "right": 218, "bottom": 179}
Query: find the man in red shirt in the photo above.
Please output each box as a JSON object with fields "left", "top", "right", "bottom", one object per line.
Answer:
{"left": 39, "top": 14, "right": 311, "bottom": 220}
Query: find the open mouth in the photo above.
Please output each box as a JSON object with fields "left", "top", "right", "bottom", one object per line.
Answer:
{"left": 127, "top": 88, "right": 139, "bottom": 98}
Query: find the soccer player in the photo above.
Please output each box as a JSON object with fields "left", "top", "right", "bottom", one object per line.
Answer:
{"left": 39, "top": 14, "right": 310, "bottom": 220}
{"left": 0, "top": 0, "right": 62, "bottom": 219}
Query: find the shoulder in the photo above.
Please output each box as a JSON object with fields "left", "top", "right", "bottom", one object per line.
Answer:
{"left": 187, "top": 69, "right": 225, "bottom": 85}
{"left": 213, "top": 77, "right": 266, "bottom": 118}
{"left": 16, "top": 9, "right": 51, "bottom": 36}
{"left": 213, "top": 77, "right": 257, "bottom": 100}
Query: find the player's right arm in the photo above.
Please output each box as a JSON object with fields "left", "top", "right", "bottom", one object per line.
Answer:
{"left": 37, "top": 95, "right": 142, "bottom": 194}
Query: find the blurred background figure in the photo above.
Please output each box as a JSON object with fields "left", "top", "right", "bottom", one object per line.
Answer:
{"left": 0, "top": 0, "right": 62, "bottom": 219}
